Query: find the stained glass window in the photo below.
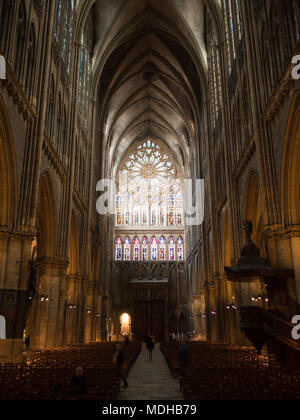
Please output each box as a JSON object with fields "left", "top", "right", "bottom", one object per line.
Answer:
{"left": 116, "top": 194, "right": 122, "bottom": 225}
{"left": 134, "top": 205, "right": 140, "bottom": 225}
{"left": 124, "top": 192, "right": 130, "bottom": 226}
{"left": 168, "top": 194, "right": 175, "bottom": 226}
{"left": 234, "top": 0, "right": 243, "bottom": 41}
{"left": 134, "top": 237, "right": 140, "bottom": 261}
{"left": 169, "top": 237, "right": 175, "bottom": 261}
{"left": 54, "top": 0, "right": 62, "bottom": 39}
{"left": 142, "top": 206, "right": 148, "bottom": 226}
{"left": 114, "top": 235, "right": 184, "bottom": 262}
{"left": 159, "top": 204, "right": 165, "bottom": 226}
{"left": 159, "top": 237, "right": 166, "bottom": 261}
{"left": 116, "top": 140, "right": 183, "bottom": 228}
{"left": 176, "top": 192, "right": 183, "bottom": 226}
{"left": 78, "top": 11, "right": 92, "bottom": 120}
{"left": 54, "top": 0, "right": 75, "bottom": 74}
{"left": 177, "top": 237, "right": 184, "bottom": 261}
{"left": 151, "top": 237, "right": 158, "bottom": 261}
{"left": 115, "top": 237, "right": 122, "bottom": 261}
{"left": 207, "top": 13, "right": 223, "bottom": 127}
{"left": 114, "top": 140, "right": 184, "bottom": 262}
{"left": 124, "top": 237, "right": 130, "bottom": 261}
{"left": 222, "top": 0, "right": 243, "bottom": 72}
{"left": 142, "top": 237, "right": 148, "bottom": 261}
{"left": 151, "top": 205, "right": 157, "bottom": 226}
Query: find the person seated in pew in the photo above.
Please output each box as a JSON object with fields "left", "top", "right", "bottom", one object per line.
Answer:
{"left": 68, "top": 366, "right": 88, "bottom": 396}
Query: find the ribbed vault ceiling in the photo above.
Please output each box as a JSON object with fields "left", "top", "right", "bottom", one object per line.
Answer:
{"left": 85, "top": 0, "right": 220, "bottom": 178}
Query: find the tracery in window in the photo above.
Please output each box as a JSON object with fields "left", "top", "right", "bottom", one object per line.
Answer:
{"left": 116, "top": 140, "right": 183, "bottom": 228}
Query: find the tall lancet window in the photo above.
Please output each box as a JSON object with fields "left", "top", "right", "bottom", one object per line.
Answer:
{"left": 176, "top": 192, "right": 183, "bottom": 226}
{"left": 207, "top": 15, "right": 222, "bottom": 128}
{"left": 78, "top": 11, "right": 93, "bottom": 121}
{"left": 116, "top": 194, "right": 122, "bottom": 226}
{"left": 54, "top": 0, "right": 75, "bottom": 74}
{"left": 151, "top": 204, "right": 158, "bottom": 226}
{"left": 151, "top": 238, "right": 158, "bottom": 261}
{"left": 159, "top": 237, "right": 166, "bottom": 261}
{"left": 115, "top": 237, "right": 122, "bottom": 261}
{"left": 169, "top": 237, "right": 175, "bottom": 261}
{"left": 159, "top": 203, "right": 165, "bottom": 226}
{"left": 133, "top": 205, "right": 140, "bottom": 226}
{"left": 124, "top": 192, "right": 130, "bottom": 226}
{"left": 134, "top": 237, "right": 140, "bottom": 261}
{"left": 142, "top": 237, "right": 148, "bottom": 261}
{"left": 177, "top": 237, "right": 184, "bottom": 261}
{"left": 168, "top": 193, "right": 175, "bottom": 226}
{"left": 124, "top": 237, "right": 131, "bottom": 261}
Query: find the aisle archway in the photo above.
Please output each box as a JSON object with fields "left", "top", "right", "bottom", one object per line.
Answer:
{"left": 0, "top": 95, "right": 17, "bottom": 227}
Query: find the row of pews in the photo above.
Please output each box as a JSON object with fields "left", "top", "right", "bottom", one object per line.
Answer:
{"left": 0, "top": 342, "right": 141, "bottom": 400}
{"left": 160, "top": 341, "right": 300, "bottom": 400}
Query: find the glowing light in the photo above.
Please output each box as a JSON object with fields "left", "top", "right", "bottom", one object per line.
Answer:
{"left": 121, "top": 313, "right": 131, "bottom": 336}
{"left": 121, "top": 313, "right": 129, "bottom": 324}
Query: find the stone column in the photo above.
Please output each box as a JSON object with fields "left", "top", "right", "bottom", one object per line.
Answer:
{"left": 0, "top": 230, "right": 34, "bottom": 361}
{"left": 30, "top": 258, "right": 67, "bottom": 349}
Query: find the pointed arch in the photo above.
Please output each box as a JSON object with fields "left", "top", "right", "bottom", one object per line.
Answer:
{"left": 0, "top": 95, "right": 18, "bottom": 227}
{"left": 36, "top": 173, "right": 57, "bottom": 259}
{"left": 281, "top": 94, "right": 300, "bottom": 227}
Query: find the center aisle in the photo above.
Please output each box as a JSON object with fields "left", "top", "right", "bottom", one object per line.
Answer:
{"left": 119, "top": 344, "right": 184, "bottom": 401}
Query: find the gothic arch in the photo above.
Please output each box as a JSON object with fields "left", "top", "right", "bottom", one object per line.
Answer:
{"left": 0, "top": 95, "right": 17, "bottom": 227}
{"left": 281, "top": 94, "right": 300, "bottom": 227}
{"left": 36, "top": 173, "right": 57, "bottom": 259}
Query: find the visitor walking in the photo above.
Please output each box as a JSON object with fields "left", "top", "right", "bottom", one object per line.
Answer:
{"left": 114, "top": 344, "right": 128, "bottom": 388}
{"left": 146, "top": 336, "right": 155, "bottom": 361}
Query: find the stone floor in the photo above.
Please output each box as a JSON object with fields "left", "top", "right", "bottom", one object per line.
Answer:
{"left": 118, "top": 344, "right": 184, "bottom": 400}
